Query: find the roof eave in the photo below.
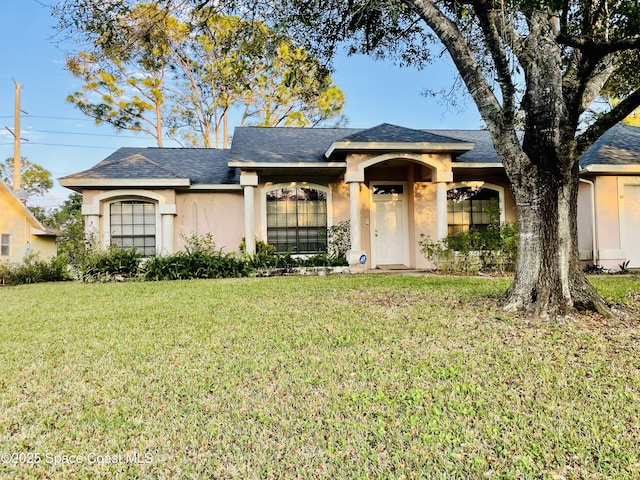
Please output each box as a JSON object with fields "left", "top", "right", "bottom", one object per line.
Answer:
{"left": 325, "top": 141, "right": 475, "bottom": 158}
{"left": 227, "top": 161, "right": 347, "bottom": 169}
{"left": 453, "top": 162, "right": 504, "bottom": 168}
{"left": 58, "top": 178, "right": 192, "bottom": 188}
{"left": 580, "top": 164, "right": 640, "bottom": 174}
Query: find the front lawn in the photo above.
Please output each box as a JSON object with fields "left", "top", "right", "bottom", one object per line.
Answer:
{"left": 0, "top": 275, "right": 639, "bottom": 479}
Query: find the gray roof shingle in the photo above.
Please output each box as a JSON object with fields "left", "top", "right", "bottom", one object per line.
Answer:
{"left": 62, "top": 123, "right": 639, "bottom": 189}
{"left": 580, "top": 123, "right": 640, "bottom": 168}
{"left": 228, "top": 126, "right": 362, "bottom": 164}
{"left": 60, "top": 148, "right": 238, "bottom": 185}
{"left": 341, "top": 123, "right": 471, "bottom": 145}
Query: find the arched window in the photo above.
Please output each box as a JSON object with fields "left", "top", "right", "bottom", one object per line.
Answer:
{"left": 110, "top": 200, "right": 156, "bottom": 256}
{"left": 266, "top": 186, "right": 328, "bottom": 253}
{"left": 447, "top": 186, "right": 501, "bottom": 236}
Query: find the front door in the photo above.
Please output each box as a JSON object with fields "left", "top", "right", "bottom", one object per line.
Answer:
{"left": 370, "top": 182, "right": 409, "bottom": 267}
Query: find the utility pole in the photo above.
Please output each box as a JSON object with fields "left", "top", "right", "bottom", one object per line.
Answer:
{"left": 13, "top": 79, "right": 22, "bottom": 191}
{"left": 4, "top": 79, "right": 28, "bottom": 192}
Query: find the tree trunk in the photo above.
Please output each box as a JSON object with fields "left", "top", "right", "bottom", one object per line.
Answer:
{"left": 502, "top": 164, "right": 610, "bottom": 320}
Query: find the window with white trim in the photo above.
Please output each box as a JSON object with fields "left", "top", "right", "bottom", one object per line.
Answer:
{"left": 1, "top": 234, "right": 9, "bottom": 256}
{"left": 447, "top": 186, "right": 500, "bottom": 236}
{"left": 110, "top": 201, "right": 156, "bottom": 256}
{"left": 266, "top": 186, "right": 328, "bottom": 253}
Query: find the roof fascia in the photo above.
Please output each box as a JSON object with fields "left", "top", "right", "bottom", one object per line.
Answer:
{"left": 227, "top": 161, "right": 347, "bottom": 168}
{"left": 580, "top": 164, "right": 640, "bottom": 174}
{"left": 187, "top": 184, "right": 242, "bottom": 191}
{"left": 58, "top": 178, "right": 192, "bottom": 188}
{"left": 452, "top": 162, "right": 504, "bottom": 168}
{"left": 0, "top": 180, "right": 53, "bottom": 234}
{"left": 325, "top": 141, "right": 475, "bottom": 158}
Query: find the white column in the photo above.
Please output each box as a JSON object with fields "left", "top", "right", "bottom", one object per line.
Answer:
{"left": 84, "top": 214, "right": 100, "bottom": 249}
{"left": 349, "top": 181, "right": 361, "bottom": 252}
{"left": 436, "top": 181, "right": 448, "bottom": 240}
{"left": 346, "top": 181, "right": 368, "bottom": 271}
{"left": 161, "top": 214, "right": 174, "bottom": 255}
{"left": 240, "top": 172, "right": 259, "bottom": 256}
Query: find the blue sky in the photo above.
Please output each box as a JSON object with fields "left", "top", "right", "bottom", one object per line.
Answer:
{"left": 0, "top": 0, "right": 483, "bottom": 207}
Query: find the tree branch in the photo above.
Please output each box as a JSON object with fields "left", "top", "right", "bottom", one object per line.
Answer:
{"left": 577, "top": 87, "right": 640, "bottom": 156}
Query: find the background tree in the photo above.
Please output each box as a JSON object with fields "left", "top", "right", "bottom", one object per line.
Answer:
{"left": 28, "top": 193, "right": 85, "bottom": 259}
{"left": 59, "top": 2, "right": 346, "bottom": 148}
{"left": 0, "top": 157, "right": 53, "bottom": 200}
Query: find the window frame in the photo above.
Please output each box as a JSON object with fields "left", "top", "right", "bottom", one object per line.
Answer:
{"left": 262, "top": 183, "right": 333, "bottom": 255}
{"left": 1, "top": 234, "right": 9, "bottom": 257}
{"left": 106, "top": 199, "right": 159, "bottom": 257}
{"left": 446, "top": 182, "right": 505, "bottom": 237}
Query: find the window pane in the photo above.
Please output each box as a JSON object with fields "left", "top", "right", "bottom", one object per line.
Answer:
{"left": 266, "top": 187, "right": 328, "bottom": 253}
{"left": 447, "top": 187, "right": 500, "bottom": 244}
{"left": 373, "top": 184, "right": 404, "bottom": 195}
{"left": 110, "top": 201, "right": 156, "bottom": 256}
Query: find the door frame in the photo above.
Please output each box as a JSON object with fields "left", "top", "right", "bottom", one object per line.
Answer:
{"left": 369, "top": 181, "right": 410, "bottom": 268}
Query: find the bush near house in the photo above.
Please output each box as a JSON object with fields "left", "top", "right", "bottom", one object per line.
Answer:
{"left": 420, "top": 222, "right": 519, "bottom": 273}
{"left": 0, "top": 254, "right": 70, "bottom": 285}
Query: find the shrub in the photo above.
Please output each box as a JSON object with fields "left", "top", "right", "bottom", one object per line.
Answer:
{"left": 144, "top": 234, "right": 251, "bottom": 281}
{"left": 76, "top": 246, "right": 142, "bottom": 281}
{"left": 420, "top": 222, "right": 518, "bottom": 273}
{"left": 325, "top": 221, "right": 350, "bottom": 261}
{"left": 0, "top": 254, "right": 71, "bottom": 286}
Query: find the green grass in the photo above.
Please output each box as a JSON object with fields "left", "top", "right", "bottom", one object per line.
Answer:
{"left": 0, "top": 274, "right": 639, "bottom": 479}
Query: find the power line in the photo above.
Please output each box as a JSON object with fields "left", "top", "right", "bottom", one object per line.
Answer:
{"left": 0, "top": 142, "right": 120, "bottom": 149}
{"left": 26, "top": 129, "right": 145, "bottom": 139}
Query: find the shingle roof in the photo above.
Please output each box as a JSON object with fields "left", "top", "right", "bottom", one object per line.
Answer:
{"left": 228, "top": 126, "right": 362, "bottom": 164}
{"left": 62, "top": 123, "right": 640, "bottom": 189}
{"left": 60, "top": 148, "right": 238, "bottom": 185}
{"left": 228, "top": 124, "right": 480, "bottom": 165}
{"left": 430, "top": 130, "right": 501, "bottom": 164}
{"left": 580, "top": 123, "right": 640, "bottom": 168}
{"left": 342, "top": 123, "right": 471, "bottom": 145}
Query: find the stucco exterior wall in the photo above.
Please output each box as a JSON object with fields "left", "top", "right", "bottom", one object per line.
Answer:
{"left": 577, "top": 180, "right": 595, "bottom": 262}
{"left": 593, "top": 176, "right": 623, "bottom": 268}
{"left": 175, "top": 191, "right": 244, "bottom": 253}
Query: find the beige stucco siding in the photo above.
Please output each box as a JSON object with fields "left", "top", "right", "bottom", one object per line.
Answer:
{"left": 175, "top": 192, "right": 244, "bottom": 253}
{"left": 577, "top": 181, "right": 595, "bottom": 261}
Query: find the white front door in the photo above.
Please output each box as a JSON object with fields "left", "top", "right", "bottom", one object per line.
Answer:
{"left": 370, "top": 183, "right": 409, "bottom": 267}
{"left": 623, "top": 183, "right": 640, "bottom": 268}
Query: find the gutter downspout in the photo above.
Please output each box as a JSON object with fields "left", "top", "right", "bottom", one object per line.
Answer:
{"left": 580, "top": 178, "right": 598, "bottom": 265}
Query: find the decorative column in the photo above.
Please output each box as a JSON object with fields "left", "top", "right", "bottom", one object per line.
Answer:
{"left": 436, "top": 181, "right": 448, "bottom": 241}
{"left": 241, "top": 171, "right": 259, "bottom": 256}
{"left": 157, "top": 203, "right": 177, "bottom": 255}
{"left": 81, "top": 203, "right": 101, "bottom": 250}
{"left": 345, "top": 178, "right": 367, "bottom": 272}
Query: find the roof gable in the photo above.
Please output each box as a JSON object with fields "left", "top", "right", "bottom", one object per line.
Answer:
{"left": 340, "top": 123, "right": 469, "bottom": 144}
{"left": 326, "top": 123, "right": 474, "bottom": 158}
{"left": 59, "top": 148, "right": 239, "bottom": 189}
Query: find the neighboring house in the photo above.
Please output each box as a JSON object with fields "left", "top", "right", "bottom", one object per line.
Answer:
{"left": 0, "top": 180, "right": 57, "bottom": 263}
{"left": 58, "top": 123, "right": 640, "bottom": 270}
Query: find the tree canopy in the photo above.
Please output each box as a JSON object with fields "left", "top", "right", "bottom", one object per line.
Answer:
{"left": 0, "top": 157, "right": 53, "bottom": 201}
{"left": 60, "top": 2, "right": 346, "bottom": 148}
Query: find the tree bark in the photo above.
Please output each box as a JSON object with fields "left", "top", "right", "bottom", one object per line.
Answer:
{"left": 501, "top": 164, "right": 610, "bottom": 319}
